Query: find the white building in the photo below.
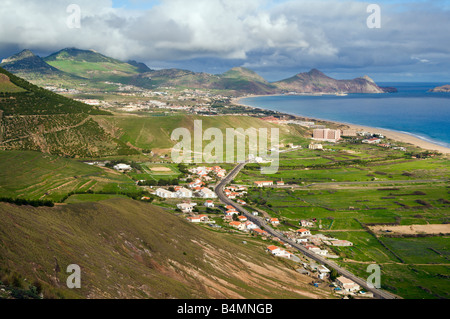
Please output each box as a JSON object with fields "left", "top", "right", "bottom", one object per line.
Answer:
{"left": 244, "top": 221, "right": 258, "bottom": 230}
{"left": 198, "top": 187, "right": 217, "bottom": 199}
{"left": 113, "top": 163, "right": 132, "bottom": 171}
{"left": 267, "top": 246, "right": 293, "bottom": 259}
{"left": 177, "top": 203, "right": 197, "bottom": 213}
{"left": 300, "top": 220, "right": 314, "bottom": 227}
{"left": 297, "top": 229, "right": 311, "bottom": 237}
{"left": 309, "top": 143, "right": 323, "bottom": 150}
{"left": 336, "top": 276, "right": 360, "bottom": 292}
{"left": 313, "top": 129, "right": 341, "bottom": 142}
{"left": 204, "top": 200, "right": 215, "bottom": 208}
{"left": 254, "top": 181, "right": 274, "bottom": 187}
{"left": 362, "top": 138, "right": 382, "bottom": 144}
{"left": 176, "top": 187, "right": 193, "bottom": 198}
{"left": 156, "top": 188, "right": 176, "bottom": 198}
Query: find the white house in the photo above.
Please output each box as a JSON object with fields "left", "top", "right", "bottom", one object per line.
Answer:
{"left": 254, "top": 181, "right": 274, "bottom": 188}
{"left": 113, "top": 163, "right": 132, "bottom": 171}
{"left": 204, "top": 200, "right": 215, "bottom": 208}
{"left": 310, "top": 247, "right": 328, "bottom": 256}
{"left": 177, "top": 203, "right": 197, "bottom": 213}
{"left": 297, "top": 228, "right": 311, "bottom": 237}
{"left": 362, "top": 138, "right": 382, "bottom": 144}
{"left": 176, "top": 187, "right": 193, "bottom": 198}
{"left": 270, "top": 218, "right": 280, "bottom": 225}
{"left": 229, "top": 221, "right": 245, "bottom": 231}
{"left": 244, "top": 221, "right": 258, "bottom": 230}
{"left": 295, "top": 238, "right": 309, "bottom": 244}
{"left": 267, "top": 245, "right": 293, "bottom": 259}
{"left": 309, "top": 143, "right": 323, "bottom": 150}
{"left": 225, "top": 210, "right": 239, "bottom": 216}
{"left": 300, "top": 220, "right": 314, "bottom": 227}
{"left": 156, "top": 188, "right": 176, "bottom": 198}
{"left": 198, "top": 187, "right": 217, "bottom": 199}
{"left": 336, "top": 276, "right": 360, "bottom": 292}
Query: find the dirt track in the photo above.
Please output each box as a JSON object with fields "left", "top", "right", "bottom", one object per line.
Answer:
{"left": 370, "top": 224, "right": 450, "bottom": 236}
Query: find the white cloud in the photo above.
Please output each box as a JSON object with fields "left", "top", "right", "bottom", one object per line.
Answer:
{"left": 0, "top": 0, "right": 449, "bottom": 80}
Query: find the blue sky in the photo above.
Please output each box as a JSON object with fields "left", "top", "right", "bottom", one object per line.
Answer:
{"left": 1, "top": 0, "right": 449, "bottom": 82}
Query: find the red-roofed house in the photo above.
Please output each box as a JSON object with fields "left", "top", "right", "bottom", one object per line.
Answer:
{"left": 270, "top": 218, "right": 280, "bottom": 225}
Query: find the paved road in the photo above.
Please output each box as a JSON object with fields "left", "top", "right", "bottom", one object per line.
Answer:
{"left": 215, "top": 162, "right": 398, "bottom": 300}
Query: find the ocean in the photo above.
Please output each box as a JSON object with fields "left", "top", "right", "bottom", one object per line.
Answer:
{"left": 240, "top": 83, "right": 450, "bottom": 149}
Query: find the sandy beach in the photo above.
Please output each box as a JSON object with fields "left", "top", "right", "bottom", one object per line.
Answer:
{"left": 233, "top": 95, "right": 450, "bottom": 155}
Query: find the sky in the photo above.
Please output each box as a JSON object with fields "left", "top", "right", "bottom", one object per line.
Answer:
{"left": 0, "top": 0, "right": 449, "bottom": 82}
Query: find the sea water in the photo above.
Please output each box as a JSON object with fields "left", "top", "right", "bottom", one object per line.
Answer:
{"left": 240, "top": 83, "right": 450, "bottom": 149}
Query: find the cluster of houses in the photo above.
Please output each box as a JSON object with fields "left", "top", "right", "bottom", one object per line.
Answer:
{"left": 278, "top": 220, "right": 354, "bottom": 257}
{"left": 224, "top": 185, "right": 247, "bottom": 200}
{"left": 188, "top": 166, "right": 227, "bottom": 180}
{"left": 155, "top": 185, "right": 217, "bottom": 199}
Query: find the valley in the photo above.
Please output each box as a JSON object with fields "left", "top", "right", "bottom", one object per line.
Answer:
{"left": 0, "top": 47, "right": 448, "bottom": 300}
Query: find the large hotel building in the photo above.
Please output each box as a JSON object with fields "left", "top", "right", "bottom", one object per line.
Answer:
{"left": 313, "top": 129, "right": 341, "bottom": 142}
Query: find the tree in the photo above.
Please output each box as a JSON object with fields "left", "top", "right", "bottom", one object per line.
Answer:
{"left": 330, "top": 269, "right": 339, "bottom": 281}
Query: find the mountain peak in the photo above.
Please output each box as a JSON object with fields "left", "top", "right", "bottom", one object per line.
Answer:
{"left": 222, "top": 67, "right": 267, "bottom": 83}
{"left": 1, "top": 49, "right": 36, "bottom": 64}
{"left": 307, "top": 68, "right": 326, "bottom": 77}
{"left": 44, "top": 48, "right": 120, "bottom": 64}
{"left": 360, "top": 75, "right": 375, "bottom": 83}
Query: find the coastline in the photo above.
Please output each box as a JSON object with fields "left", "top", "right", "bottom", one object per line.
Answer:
{"left": 233, "top": 95, "right": 450, "bottom": 155}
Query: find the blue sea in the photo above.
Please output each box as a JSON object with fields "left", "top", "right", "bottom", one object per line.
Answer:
{"left": 240, "top": 83, "right": 450, "bottom": 149}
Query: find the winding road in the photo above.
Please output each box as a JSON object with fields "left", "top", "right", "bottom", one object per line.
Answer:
{"left": 215, "top": 162, "right": 398, "bottom": 299}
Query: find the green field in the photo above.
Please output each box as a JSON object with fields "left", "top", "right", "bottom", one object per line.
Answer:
{"left": 0, "top": 150, "right": 141, "bottom": 202}
{"left": 238, "top": 144, "right": 450, "bottom": 299}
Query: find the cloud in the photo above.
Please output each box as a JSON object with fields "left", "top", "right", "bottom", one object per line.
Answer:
{"left": 0, "top": 0, "right": 449, "bottom": 80}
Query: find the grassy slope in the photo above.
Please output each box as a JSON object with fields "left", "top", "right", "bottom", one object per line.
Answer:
{"left": 0, "top": 150, "right": 139, "bottom": 202}
{"left": 0, "top": 198, "right": 332, "bottom": 299}
{"left": 0, "top": 67, "right": 109, "bottom": 116}
{"left": 0, "top": 68, "right": 140, "bottom": 157}
{"left": 0, "top": 74, "right": 26, "bottom": 93}
{"left": 94, "top": 114, "right": 308, "bottom": 152}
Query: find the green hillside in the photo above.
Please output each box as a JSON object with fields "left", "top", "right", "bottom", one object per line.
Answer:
{"left": 0, "top": 150, "right": 141, "bottom": 202}
{"left": 0, "top": 67, "right": 108, "bottom": 115}
{"left": 44, "top": 48, "right": 143, "bottom": 82}
{"left": 0, "top": 198, "right": 332, "bottom": 299}
{"left": 0, "top": 73, "right": 26, "bottom": 93}
{"left": 0, "top": 68, "right": 140, "bottom": 157}
{"left": 94, "top": 114, "right": 308, "bottom": 153}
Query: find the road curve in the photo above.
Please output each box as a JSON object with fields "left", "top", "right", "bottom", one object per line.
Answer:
{"left": 214, "top": 162, "right": 398, "bottom": 300}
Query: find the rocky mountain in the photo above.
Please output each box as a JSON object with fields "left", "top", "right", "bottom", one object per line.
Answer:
{"left": 127, "top": 60, "right": 152, "bottom": 73}
{"left": 1, "top": 49, "right": 61, "bottom": 74}
{"left": 1, "top": 48, "right": 396, "bottom": 95}
{"left": 429, "top": 85, "right": 450, "bottom": 93}
{"left": 274, "top": 69, "right": 393, "bottom": 94}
